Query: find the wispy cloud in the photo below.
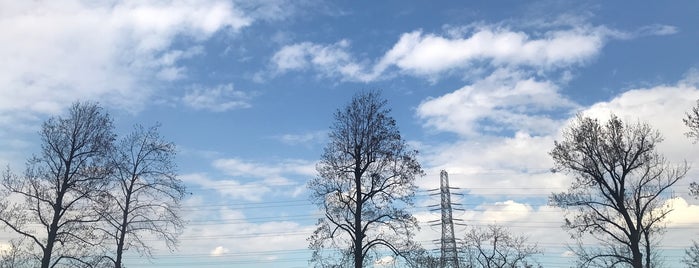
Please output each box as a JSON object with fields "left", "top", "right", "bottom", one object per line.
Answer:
{"left": 182, "top": 83, "right": 253, "bottom": 112}
{"left": 182, "top": 158, "right": 316, "bottom": 201}
{"left": 275, "top": 130, "right": 327, "bottom": 146}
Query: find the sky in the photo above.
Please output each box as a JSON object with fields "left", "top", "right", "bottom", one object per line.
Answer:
{"left": 0, "top": 0, "right": 699, "bottom": 267}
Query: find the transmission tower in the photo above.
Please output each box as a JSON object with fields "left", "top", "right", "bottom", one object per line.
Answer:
{"left": 438, "top": 170, "right": 459, "bottom": 268}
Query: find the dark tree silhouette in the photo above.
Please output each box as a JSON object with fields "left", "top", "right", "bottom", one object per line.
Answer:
{"left": 0, "top": 102, "right": 115, "bottom": 268}
{"left": 684, "top": 241, "right": 699, "bottom": 268}
{"left": 550, "top": 114, "right": 687, "bottom": 268}
{"left": 461, "top": 225, "right": 541, "bottom": 268}
{"left": 308, "top": 91, "right": 424, "bottom": 268}
{"left": 683, "top": 100, "right": 699, "bottom": 267}
{"left": 101, "top": 124, "right": 184, "bottom": 268}
{"left": 683, "top": 99, "right": 699, "bottom": 143}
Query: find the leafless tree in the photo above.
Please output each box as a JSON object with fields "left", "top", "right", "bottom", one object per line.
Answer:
{"left": 550, "top": 114, "right": 687, "bottom": 268}
{"left": 100, "top": 124, "right": 184, "bottom": 268}
{"left": 683, "top": 99, "right": 699, "bottom": 143}
{"left": 308, "top": 91, "right": 424, "bottom": 268}
{"left": 461, "top": 225, "right": 541, "bottom": 268}
{"left": 683, "top": 101, "right": 699, "bottom": 268}
{"left": 0, "top": 239, "right": 34, "bottom": 268}
{"left": 683, "top": 100, "right": 699, "bottom": 198}
{"left": 0, "top": 102, "right": 115, "bottom": 268}
{"left": 683, "top": 241, "right": 699, "bottom": 268}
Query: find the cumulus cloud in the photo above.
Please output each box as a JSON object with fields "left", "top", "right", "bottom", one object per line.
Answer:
{"left": 376, "top": 25, "right": 605, "bottom": 76}
{"left": 210, "top": 246, "right": 230, "bottom": 256}
{"left": 271, "top": 40, "right": 378, "bottom": 82}
{"left": 414, "top": 72, "right": 699, "bottom": 262}
{"left": 0, "top": 0, "right": 251, "bottom": 117}
{"left": 182, "top": 83, "right": 253, "bottom": 112}
{"left": 579, "top": 73, "right": 699, "bottom": 163}
{"left": 417, "top": 69, "right": 578, "bottom": 137}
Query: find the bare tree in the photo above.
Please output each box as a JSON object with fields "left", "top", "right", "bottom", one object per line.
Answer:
{"left": 550, "top": 114, "right": 687, "bottom": 268}
{"left": 683, "top": 99, "right": 699, "bottom": 143}
{"left": 683, "top": 99, "right": 699, "bottom": 201}
{"left": 101, "top": 124, "right": 184, "bottom": 268}
{"left": 0, "top": 239, "right": 34, "bottom": 268}
{"left": 683, "top": 241, "right": 699, "bottom": 268}
{"left": 308, "top": 91, "right": 424, "bottom": 268}
{"left": 682, "top": 100, "right": 699, "bottom": 267}
{"left": 0, "top": 102, "right": 115, "bottom": 268}
{"left": 461, "top": 225, "right": 541, "bottom": 268}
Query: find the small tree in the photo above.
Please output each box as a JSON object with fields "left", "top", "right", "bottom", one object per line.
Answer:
{"left": 0, "top": 239, "right": 34, "bottom": 268}
{"left": 683, "top": 241, "right": 699, "bottom": 268}
{"left": 550, "top": 114, "right": 687, "bottom": 268}
{"left": 461, "top": 225, "right": 541, "bottom": 268}
{"left": 0, "top": 102, "right": 115, "bottom": 268}
{"left": 101, "top": 124, "right": 184, "bottom": 268}
{"left": 308, "top": 91, "right": 424, "bottom": 268}
{"left": 683, "top": 99, "right": 699, "bottom": 143}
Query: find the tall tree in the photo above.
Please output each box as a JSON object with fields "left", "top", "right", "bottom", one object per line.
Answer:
{"left": 0, "top": 102, "right": 115, "bottom": 268}
{"left": 461, "top": 225, "right": 541, "bottom": 268}
{"left": 683, "top": 100, "right": 699, "bottom": 268}
{"left": 101, "top": 124, "right": 184, "bottom": 268}
{"left": 308, "top": 91, "right": 424, "bottom": 268}
{"left": 550, "top": 114, "right": 687, "bottom": 268}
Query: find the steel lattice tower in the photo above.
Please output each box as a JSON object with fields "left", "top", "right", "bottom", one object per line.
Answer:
{"left": 439, "top": 170, "right": 459, "bottom": 268}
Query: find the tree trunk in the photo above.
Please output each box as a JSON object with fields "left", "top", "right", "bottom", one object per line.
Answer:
{"left": 115, "top": 179, "right": 135, "bottom": 268}
{"left": 42, "top": 195, "right": 64, "bottom": 268}
{"left": 630, "top": 238, "right": 643, "bottom": 268}
{"left": 354, "top": 168, "right": 363, "bottom": 268}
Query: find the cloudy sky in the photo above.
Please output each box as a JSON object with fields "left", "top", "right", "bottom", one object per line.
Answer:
{"left": 1, "top": 1, "right": 698, "bottom": 267}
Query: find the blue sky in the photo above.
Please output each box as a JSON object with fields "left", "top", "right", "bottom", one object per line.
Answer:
{"left": 1, "top": 1, "right": 699, "bottom": 267}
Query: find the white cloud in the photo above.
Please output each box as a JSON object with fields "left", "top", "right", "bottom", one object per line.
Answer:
{"left": 636, "top": 24, "right": 679, "bottom": 37}
{"left": 182, "top": 83, "right": 253, "bottom": 112}
{"left": 416, "top": 71, "right": 699, "bottom": 264}
{"left": 172, "top": 202, "right": 317, "bottom": 263}
{"left": 579, "top": 73, "right": 699, "bottom": 165}
{"left": 663, "top": 197, "right": 699, "bottom": 227}
{"left": 270, "top": 22, "right": 619, "bottom": 82}
{"left": 210, "top": 246, "right": 230, "bottom": 256}
{"left": 181, "top": 173, "right": 272, "bottom": 201}
{"left": 276, "top": 130, "right": 327, "bottom": 146}
{"left": 182, "top": 158, "right": 316, "bottom": 201}
{"left": 271, "top": 40, "right": 378, "bottom": 82}
{"left": 0, "top": 0, "right": 251, "bottom": 117}
{"left": 417, "top": 69, "right": 578, "bottom": 137}
{"left": 417, "top": 133, "right": 570, "bottom": 197}
{"left": 377, "top": 26, "right": 605, "bottom": 76}
{"left": 212, "top": 158, "right": 316, "bottom": 179}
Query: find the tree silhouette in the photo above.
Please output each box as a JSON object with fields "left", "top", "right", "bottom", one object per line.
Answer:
{"left": 101, "top": 124, "right": 184, "bottom": 268}
{"left": 461, "top": 225, "right": 541, "bottom": 268}
{"left": 0, "top": 102, "right": 115, "bottom": 268}
{"left": 308, "top": 91, "right": 424, "bottom": 268}
{"left": 550, "top": 114, "right": 687, "bottom": 268}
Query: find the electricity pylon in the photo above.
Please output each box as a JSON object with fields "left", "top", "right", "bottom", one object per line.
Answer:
{"left": 438, "top": 170, "right": 459, "bottom": 268}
